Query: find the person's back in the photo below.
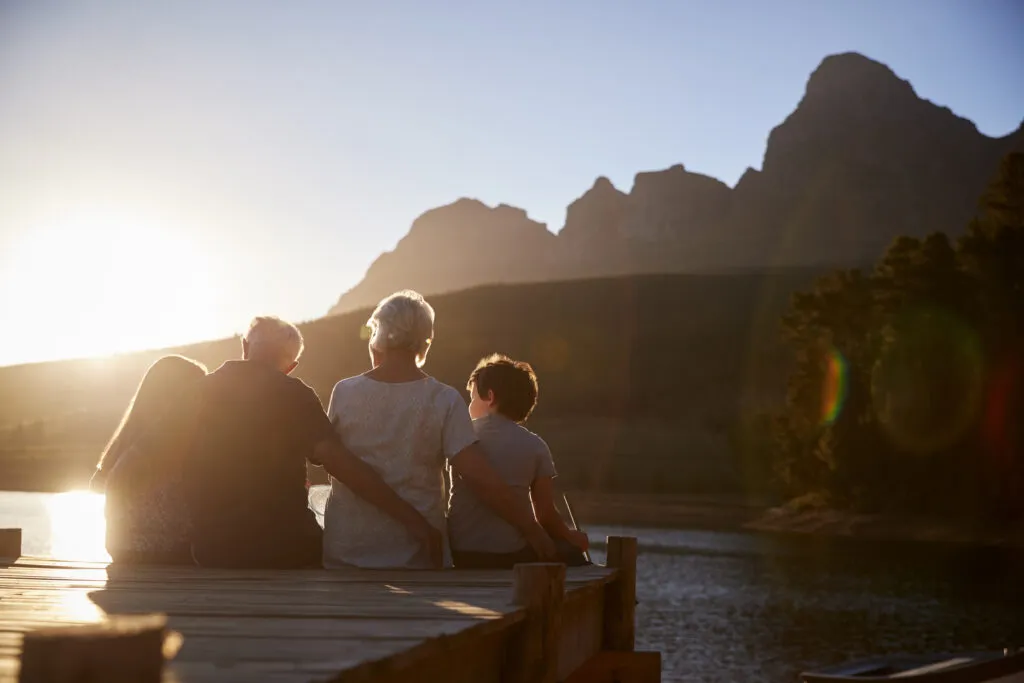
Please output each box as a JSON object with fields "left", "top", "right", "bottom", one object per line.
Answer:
{"left": 185, "top": 360, "right": 330, "bottom": 567}
{"left": 448, "top": 413, "right": 551, "bottom": 561}
{"left": 448, "top": 354, "right": 589, "bottom": 569}
{"left": 323, "top": 375, "right": 474, "bottom": 568}
{"left": 92, "top": 355, "right": 207, "bottom": 565}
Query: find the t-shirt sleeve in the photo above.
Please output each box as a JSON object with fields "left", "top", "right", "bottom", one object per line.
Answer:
{"left": 442, "top": 388, "right": 479, "bottom": 462}
{"left": 535, "top": 436, "right": 557, "bottom": 480}
{"left": 294, "top": 382, "right": 336, "bottom": 465}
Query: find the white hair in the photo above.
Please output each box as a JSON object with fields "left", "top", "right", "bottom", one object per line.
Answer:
{"left": 367, "top": 290, "right": 435, "bottom": 368}
{"left": 244, "top": 316, "right": 304, "bottom": 363}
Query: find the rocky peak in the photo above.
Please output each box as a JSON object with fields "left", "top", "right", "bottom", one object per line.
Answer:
{"left": 803, "top": 52, "right": 916, "bottom": 109}
{"left": 559, "top": 175, "right": 628, "bottom": 245}
{"left": 329, "top": 199, "right": 555, "bottom": 314}
{"left": 621, "top": 165, "right": 731, "bottom": 243}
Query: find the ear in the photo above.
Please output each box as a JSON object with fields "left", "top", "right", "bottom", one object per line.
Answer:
{"left": 284, "top": 360, "right": 299, "bottom": 376}
{"left": 241, "top": 338, "right": 250, "bottom": 360}
{"left": 484, "top": 389, "right": 496, "bottom": 406}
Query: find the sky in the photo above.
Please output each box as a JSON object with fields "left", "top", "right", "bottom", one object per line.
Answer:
{"left": 0, "top": 0, "right": 1022, "bottom": 366}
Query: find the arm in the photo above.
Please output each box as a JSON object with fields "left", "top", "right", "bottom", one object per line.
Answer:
{"left": 450, "top": 443, "right": 557, "bottom": 560}
{"left": 314, "top": 436, "right": 442, "bottom": 565}
{"left": 530, "top": 476, "right": 589, "bottom": 552}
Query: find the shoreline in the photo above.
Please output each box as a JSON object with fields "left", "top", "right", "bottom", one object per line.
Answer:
{"left": 4, "top": 484, "right": 1022, "bottom": 551}
{"left": 566, "top": 491, "right": 1024, "bottom": 551}
{"left": 746, "top": 505, "right": 1024, "bottom": 550}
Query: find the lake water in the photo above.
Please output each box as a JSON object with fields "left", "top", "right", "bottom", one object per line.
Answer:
{"left": 2, "top": 490, "right": 1023, "bottom": 683}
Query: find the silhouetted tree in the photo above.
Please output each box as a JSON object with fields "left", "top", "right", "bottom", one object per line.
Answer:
{"left": 770, "top": 153, "right": 1024, "bottom": 523}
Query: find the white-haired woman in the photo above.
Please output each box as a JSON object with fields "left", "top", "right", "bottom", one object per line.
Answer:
{"left": 321, "top": 290, "right": 556, "bottom": 568}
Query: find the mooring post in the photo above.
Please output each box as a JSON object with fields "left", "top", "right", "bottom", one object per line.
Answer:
{"left": 18, "top": 614, "right": 170, "bottom": 683}
{"left": 507, "top": 562, "right": 566, "bottom": 683}
{"left": 603, "top": 535, "right": 638, "bottom": 651}
{"left": 0, "top": 528, "right": 21, "bottom": 560}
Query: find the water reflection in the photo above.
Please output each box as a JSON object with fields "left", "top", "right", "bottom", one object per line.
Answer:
{"left": 45, "top": 490, "right": 110, "bottom": 562}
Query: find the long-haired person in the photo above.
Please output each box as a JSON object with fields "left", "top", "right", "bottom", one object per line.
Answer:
{"left": 322, "top": 290, "right": 557, "bottom": 568}
{"left": 91, "top": 354, "right": 207, "bottom": 565}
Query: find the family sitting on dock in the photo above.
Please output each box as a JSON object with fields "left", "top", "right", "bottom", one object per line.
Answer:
{"left": 89, "top": 290, "right": 590, "bottom": 571}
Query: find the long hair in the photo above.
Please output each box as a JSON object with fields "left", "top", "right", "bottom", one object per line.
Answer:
{"left": 95, "top": 355, "right": 207, "bottom": 476}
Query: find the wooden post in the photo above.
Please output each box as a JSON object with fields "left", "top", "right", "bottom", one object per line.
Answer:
{"left": 0, "top": 528, "right": 21, "bottom": 559}
{"left": 603, "top": 536, "right": 638, "bottom": 651}
{"left": 505, "top": 562, "right": 565, "bottom": 683}
{"left": 18, "top": 614, "right": 170, "bottom": 683}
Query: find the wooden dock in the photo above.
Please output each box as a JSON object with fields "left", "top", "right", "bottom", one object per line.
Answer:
{"left": 0, "top": 535, "right": 658, "bottom": 683}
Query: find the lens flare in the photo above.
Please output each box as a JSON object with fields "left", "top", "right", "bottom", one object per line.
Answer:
{"left": 983, "top": 357, "right": 1021, "bottom": 466}
{"left": 821, "top": 348, "right": 849, "bottom": 425}
{"left": 871, "top": 306, "right": 984, "bottom": 455}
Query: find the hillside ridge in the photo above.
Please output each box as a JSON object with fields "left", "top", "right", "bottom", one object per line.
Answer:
{"left": 329, "top": 51, "right": 1023, "bottom": 314}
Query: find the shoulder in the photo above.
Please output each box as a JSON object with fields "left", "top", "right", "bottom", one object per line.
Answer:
{"left": 428, "top": 379, "right": 468, "bottom": 409}
{"left": 284, "top": 374, "right": 317, "bottom": 394}
{"left": 517, "top": 423, "right": 551, "bottom": 453}
{"left": 330, "top": 375, "right": 367, "bottom": 398}
{"left": 280, "top": 374, "right": 327, "bottom": 408}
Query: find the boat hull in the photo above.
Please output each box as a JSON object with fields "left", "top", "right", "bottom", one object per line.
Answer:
{"left": 801, "top": 650, "right": 1024, "bottom": 682}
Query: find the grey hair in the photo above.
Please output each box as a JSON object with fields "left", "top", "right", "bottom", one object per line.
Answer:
{"left": 367, "top": 290, "right": 435, "bottom": 368}
{"left": 244, "top": 316, "right": 304, "bottom": 363}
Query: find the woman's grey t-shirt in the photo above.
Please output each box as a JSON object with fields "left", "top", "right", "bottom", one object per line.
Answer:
{"left": 322, "top": 375, "right": 477, "bottom": 569}
{"left": 447, "top": 414, "right": 557, "bottom": 554}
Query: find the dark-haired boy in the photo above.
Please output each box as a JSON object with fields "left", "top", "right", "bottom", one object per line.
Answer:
{"left": 447, "top": 354, "right": 589, "bottom": 569}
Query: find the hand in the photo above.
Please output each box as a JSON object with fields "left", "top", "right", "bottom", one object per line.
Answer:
{"left": 566, "top": 529, "right": 590, "bottom": 553}
{"left": 525, "top": 524, "right": 558, "bottom": 562}
{"left": 411, "top": 519, "right": 444, "bottom": 569}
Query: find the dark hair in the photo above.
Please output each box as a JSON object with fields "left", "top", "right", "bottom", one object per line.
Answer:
{"left": 467, "top": 354, "right": 538, "bottom": 423}
{"left": 95, "top": 355, "right": 207, "bottom": 475}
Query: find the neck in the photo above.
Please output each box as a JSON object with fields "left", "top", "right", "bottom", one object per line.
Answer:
{"left": 246, "top": 354, "right": 285, "bottom": 373}
{"left": 369, "top": 355, "right": 425, "bottom": 383}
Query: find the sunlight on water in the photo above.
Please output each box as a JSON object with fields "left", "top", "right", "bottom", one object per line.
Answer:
{"left": 45, "top": 491, "right": 110, "bottom": 562}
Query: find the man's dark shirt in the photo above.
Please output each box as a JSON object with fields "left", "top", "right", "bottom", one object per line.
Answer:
{"left": 182, "top": 360, "right": 335, "bottom": 568}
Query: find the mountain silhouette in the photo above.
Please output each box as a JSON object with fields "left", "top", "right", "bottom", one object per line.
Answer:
{"left": 329, "top": 51, "right": 1023, "bottom": 315}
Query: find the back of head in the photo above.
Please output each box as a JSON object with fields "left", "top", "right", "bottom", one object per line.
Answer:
{"left": 97, "top": 354, "right": 208, "bottom": 472}
{"left": 367, "top": 290, "right": 435, "bottom": 368}
{"left": 244, "top": 316, "right": 304, "bottom": 369}
{"left": 468, "top": 354, "right": 539, "bottom": 423}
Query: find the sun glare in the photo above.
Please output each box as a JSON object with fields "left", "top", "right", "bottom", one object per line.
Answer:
{"left": 45, "top": 490, "right": 110, "bottom": 563}
{"left": 0, "top": 215, "right": 225, "bottom": 365}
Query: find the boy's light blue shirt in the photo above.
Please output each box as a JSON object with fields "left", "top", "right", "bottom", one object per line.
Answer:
{"left": 447, "top": 413, "right": 556, "bottom": 553}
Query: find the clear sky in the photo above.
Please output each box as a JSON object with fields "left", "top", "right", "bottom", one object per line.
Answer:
{"left": 1, "top": 0, "right": 1022, "bottom": 366}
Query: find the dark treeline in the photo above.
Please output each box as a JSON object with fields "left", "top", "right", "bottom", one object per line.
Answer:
{"left": 761, "top": 153, "right": 1024, "bottom": 524}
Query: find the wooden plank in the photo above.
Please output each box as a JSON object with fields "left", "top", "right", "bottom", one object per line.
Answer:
{"left": 323, "top": 617, "right": 510, "bottom": 683}
{"left": 4, "top": 586, "right": 520, "bottom": 605}
{"left": 172, "top": 635, "right": 420, "bottom": 664}
{"left": 557, "top": 583, "right": 606, "bottom": 681}
{"left": 505, "top": 563, "right": 565, "bottom": 683}
{"left": 1, "top": 616, "right": 488, "bottom": 640}
{"left": 15, "top": 557, "right": 616, "bottom": 579}
{"left": 562, "top": 651, "right": 662, "bottom": 683}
